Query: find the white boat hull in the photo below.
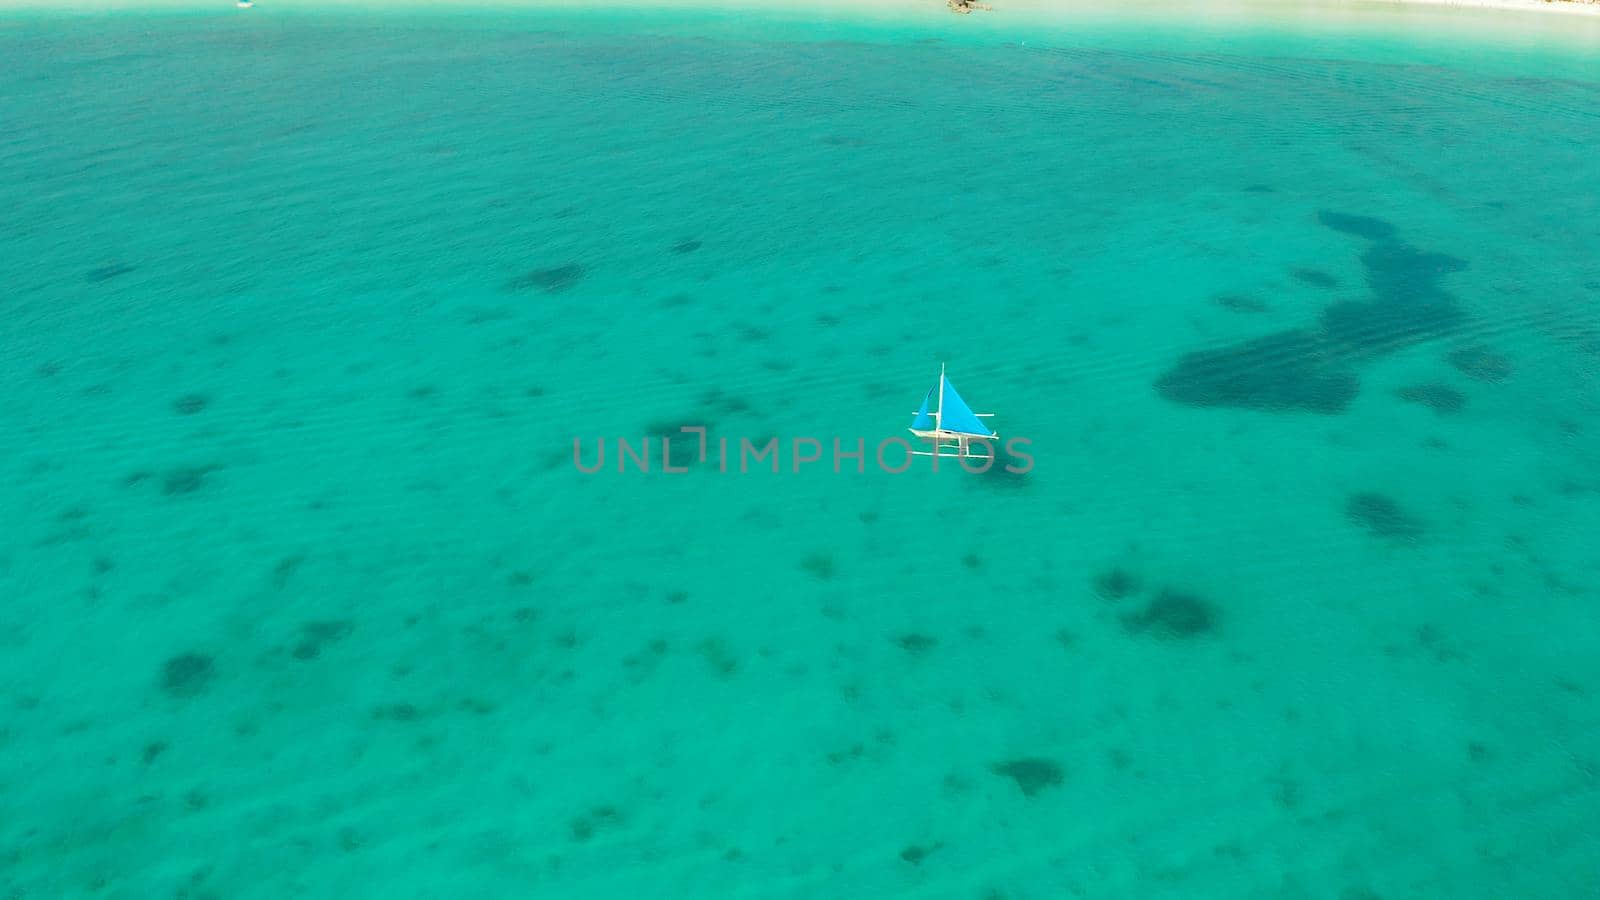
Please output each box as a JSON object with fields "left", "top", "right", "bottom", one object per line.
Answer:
{"left": 909, "top": 428, "right": 998, "bottom": 459}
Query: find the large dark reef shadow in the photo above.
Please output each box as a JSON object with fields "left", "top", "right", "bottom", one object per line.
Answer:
{"left": 1155, "top": 211, "right": 1467, "bottom": 414}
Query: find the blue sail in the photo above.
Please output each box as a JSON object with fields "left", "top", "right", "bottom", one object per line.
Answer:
{"left": 910, "top": 387, "right": 935, "bottom": 430}
{"left": 939, "top": 376, "right": 995, "bottom": 437}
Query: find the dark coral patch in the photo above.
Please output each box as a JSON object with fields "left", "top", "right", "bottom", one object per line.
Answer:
{"left": 1292, "top": 268, "right": 1338, "bottom": 289}
{"left": 86, "top": 263, "right": 135, "bottom": 283}
{"left": 1092, "top": 568, "right": 1140, "bottom": 601}
{"left": 1396, "top": 383, "right": 1466, "bottom": 415}
{"left": 292, "top": 620, "right": 353, "bottom": 660}
{"left": 1317, "top": 211, "right": 1395, "bottom": 242}
{"left": 899, "top": 843, "right": 944, "bottom": 865}
{"left": 505, "top": 264, "right": 585, "bottom": 293}
{"left": 671, "top": 239, "right": 701, "bottom": 254}
{"left": 1120, "top": 590, "right": 1217, "bottom": 639}
{"left": 1214, "top": 293, "right": 1269, "bottom": 313}
{"left": 800, "top": 553, "right": 836, "bottom": 580}
{"left": 1156, "top": 212, "right": 1466, "bottom": 413}
{"left": 1446, "top": 345, "right": 1512, "bottom": 383}
{"left": 160, "top": 653, "right": 215, "bottom": 698}
{"left": 271, "top": 554, "right": 305, "bottom": 590}
{"left": 895, "top": 633, "right": 937, "bottom": 656}
{"left": 373, "top": 703, "right": 421, "bottom": 722}
{"left": 1346, "top": 492, "right": 1424, "bottom": 542}
{"left": 1156, "top": 330, "right": 1359, "bottom": 413}
{"left": 570, "top": 806, "right": 625, "bottom": 843}
{"left": 990, "top": 758, "right": 1064, "bottom": 797}
{"left": 696, "top": 638, "right": 739, "bottom": 677}
{"left": 1318, "top": 297, "right": 1464, "bottom": 355}
{"left": 1358, "top": 242, "right": 1466, "bottom": 304}
{"left": 172, "top": 394, "right": 210, "bottom": 415}
{"left": 642, "top": 420, "right": 709, "bottom": 469}
{"left": 163, "top": 465, "right": 219, "bottom": 496}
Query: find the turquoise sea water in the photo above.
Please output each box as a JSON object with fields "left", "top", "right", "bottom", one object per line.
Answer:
{"left": 3, "top": 6, "right": 1599, "bottom": 898}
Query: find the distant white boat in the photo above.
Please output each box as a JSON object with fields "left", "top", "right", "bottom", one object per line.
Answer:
{"left": 909, "top": 363, "right": 997, "bottom": 459}
{"left": 237, "top": 0, "right": 252, "bottom": 7}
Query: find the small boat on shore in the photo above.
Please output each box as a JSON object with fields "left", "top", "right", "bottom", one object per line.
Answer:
{"left": 909, "top": 363, "right": 998, "bottom": 459}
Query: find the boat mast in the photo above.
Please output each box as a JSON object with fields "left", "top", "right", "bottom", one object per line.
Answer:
{"left": 935, "top": 362, "right": 945, "bottom": 435}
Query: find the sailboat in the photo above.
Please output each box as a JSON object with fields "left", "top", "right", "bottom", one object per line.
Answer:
{"left": 909, "top": 363, "right": 997, "bottom": 459}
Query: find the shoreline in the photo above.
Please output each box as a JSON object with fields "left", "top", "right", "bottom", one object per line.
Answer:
{"left": 1, "top": 0, "right": 1598, "bottom": 15}
{"left": 1362, "top": 0, "right": 1600, "bottom": 16}
{"left": 5, "top": 0, "right": 1598, "bottom": 69}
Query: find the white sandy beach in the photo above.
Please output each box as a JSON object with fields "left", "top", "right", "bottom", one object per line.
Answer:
{"left": 2, "top": 0, "right": 1598, "bottom": 17}
{"left": 1363, "top": 0, "right": 1600, "bottom": 16}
